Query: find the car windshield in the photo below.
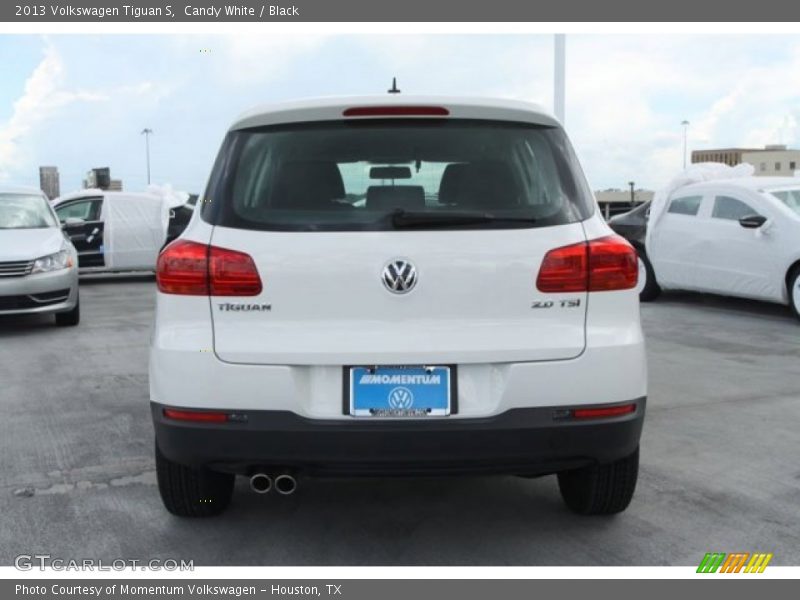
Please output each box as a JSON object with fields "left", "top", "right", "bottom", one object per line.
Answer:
{"left": 202, "top": 119, "right": 594, "bottom": 231}
{"left": 769, "top": 188, "right": 800, "bottom": 215}
{"left": 0, "top": 193, "right": 58, "bottom": 229}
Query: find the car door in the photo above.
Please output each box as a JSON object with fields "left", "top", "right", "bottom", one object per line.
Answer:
{"left": 699, "top": 192, "right": 779, "bottom": 301}
{"left": 55, "top": 196, "right": 105, "bottom": 268}
{"left": 648, "top": 193, "right": 707, "bottom": 290}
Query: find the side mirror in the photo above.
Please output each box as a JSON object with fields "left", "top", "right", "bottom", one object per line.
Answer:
{"left": 739, "top": 214, "right": 767, "bottom": 229}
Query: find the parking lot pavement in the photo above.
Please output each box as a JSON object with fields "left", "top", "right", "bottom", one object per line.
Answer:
{"left": 1, "top": 277, "right": 799, "bottom": 566}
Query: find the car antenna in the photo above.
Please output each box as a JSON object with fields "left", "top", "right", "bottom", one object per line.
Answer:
{"left": 387, "top": 77, "right": 401, "bottom": 94}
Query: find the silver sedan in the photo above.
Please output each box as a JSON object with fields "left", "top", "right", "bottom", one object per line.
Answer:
{"left": 0, "top": 186, "right": 80, "bottom": 326}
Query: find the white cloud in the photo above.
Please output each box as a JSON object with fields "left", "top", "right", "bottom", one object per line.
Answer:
{"left": 554, "top": 36, "right": 800, "bottom": 189}
{"left": 358, "top": 35, "right": 553, "bottom": 102}
{"left": 3, "top": 35, "right": 800, "bottom": 192}
{"left": 215, "top": 35, "right": 328, "bottom": 85}
{"left": 0, "top": 43, "right": 106, "bottom": 180}
{"left": 0, "top": 41, "right": 170, "bottom": 183}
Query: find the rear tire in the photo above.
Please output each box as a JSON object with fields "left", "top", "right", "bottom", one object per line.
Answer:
{"left": 557, "top": 447, "right": 639, "bottom": 515}
{"left": 789, "top": 268, "right": 800, "bottom": 322}
{"left": 55, "top": 297, "right": 80, "bottom": 327}
{"left": 636, "top": 251, "right": 661, "bottom": 302}
{"left": 155, "top": 443, "right": 234, "bottom": 517}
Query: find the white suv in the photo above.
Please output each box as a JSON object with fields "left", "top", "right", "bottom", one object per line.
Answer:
{"left": 150, "top": 96, "right": 647, "bottom": 517}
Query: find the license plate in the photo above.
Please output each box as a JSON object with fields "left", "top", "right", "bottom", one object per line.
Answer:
{"left": 349, "top": 365, "right": 452, "bottom": 417}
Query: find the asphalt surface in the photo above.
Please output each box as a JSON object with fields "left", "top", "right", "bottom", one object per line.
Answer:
{"left": 1, "top": 276, "right": 798, "bottom": 566}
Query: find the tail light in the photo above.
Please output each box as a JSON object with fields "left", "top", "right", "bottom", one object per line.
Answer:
{"left": 208, "top": 246, "right": 263, "bottom": 296}
{"left": 535, "top": 240, "right": 588, "bottom": 292}
{"left": 156, "top": 240, "right": 208, "bottom": 295}
{"left": 157, "top": 240, "right": 262, "bottom": 296}
{"left": 536, "top": 235, "right": 637, "bottom": 293}
{"left": 586, "top": 235, "right": 639, "bottom": 291}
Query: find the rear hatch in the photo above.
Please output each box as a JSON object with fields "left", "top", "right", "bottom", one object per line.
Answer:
{"left": 210, "top": 225, "right": 588, "bottom": 365}
{"left": 203, "top": 114, "right": 595, "bottom": 365}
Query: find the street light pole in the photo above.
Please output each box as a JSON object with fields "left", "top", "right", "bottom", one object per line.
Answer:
{"left": 681, "top": 120, "right": 690, "bottom": 170}
{"left": 554, "top": 34, "right": 566, "bottom": 124}
{"left": 141, "top": 128, "right": 153, "bottom": 185}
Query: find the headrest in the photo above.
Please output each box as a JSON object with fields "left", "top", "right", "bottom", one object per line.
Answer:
{"left": 438, "top": 163, "right": 468, "bottom": 204}
{"left": 270, "top": 161, "right": 345, "bottom": 209}
{"left": 456, "top": 161, "right": 520, "bottom": 208}
{"left": 366, "top": 186, "right": 426, "bottom": 210}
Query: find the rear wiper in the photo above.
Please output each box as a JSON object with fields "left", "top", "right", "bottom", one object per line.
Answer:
{"left": 389, "top": 209, "right": 537, "bottom": 229}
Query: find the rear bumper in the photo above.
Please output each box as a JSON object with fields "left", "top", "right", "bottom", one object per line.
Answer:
{"left": 152, "top": 397, "right": 645, "bottom": 476}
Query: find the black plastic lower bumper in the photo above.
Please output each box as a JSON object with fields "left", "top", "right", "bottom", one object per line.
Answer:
{"left": 152, "top": 398, "right": 645, "bottom": 477}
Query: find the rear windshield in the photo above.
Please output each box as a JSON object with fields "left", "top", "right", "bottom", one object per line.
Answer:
{"left": 201, "top": 120, "right": 594, "bottom": 231}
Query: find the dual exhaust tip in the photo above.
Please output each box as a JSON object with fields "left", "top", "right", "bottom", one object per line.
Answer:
{"left": 249, "top": 472, "right": 297, "bottom": 495}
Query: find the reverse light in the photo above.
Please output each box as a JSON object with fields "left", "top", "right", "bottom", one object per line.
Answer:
{"left": 156, "top": 240, "right": 262, "bottom": 296}
{"left": 343, "top": 106, "right": 450, "bottom": 117}
{"left": 536, "top": 235, "right": 637, "bottom": 293}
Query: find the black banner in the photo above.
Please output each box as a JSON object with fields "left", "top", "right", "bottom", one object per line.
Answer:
{"left": 3, "top": 0, "right": 800, "bottom": 22}
{"left": 5, "top": 579, "right": 799, "bottom": 600}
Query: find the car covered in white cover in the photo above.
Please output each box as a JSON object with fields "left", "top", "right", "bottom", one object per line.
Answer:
{"left": 52, "top": 186, "right": 189, "bottom": 272}
{"left": 634, "top": 163, "right": 800, "bottom": 320}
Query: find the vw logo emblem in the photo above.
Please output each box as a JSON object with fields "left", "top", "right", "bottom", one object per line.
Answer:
{"left": 388, "top": 387, "right": 414, "bottom": 409}
{"left": 382, "top": 259, "right": 417, "bottom": 294}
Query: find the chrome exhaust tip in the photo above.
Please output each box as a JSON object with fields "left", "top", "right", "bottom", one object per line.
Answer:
{"left": 274, "top": 473, "right": 297, "bottom": 495}
{"left": 249, "top": 473, "right": 273, "bottom": 494}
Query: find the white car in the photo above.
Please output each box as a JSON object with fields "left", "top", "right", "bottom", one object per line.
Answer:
{"left": 0, "top": 185, "right": 79, "bottom": 326}
{"left": 149, "top": 96, "right": 646, "bottom": 517}
{"left": 52, "top": 190, "right": 187, "bottom": 272}
{"left": 634, "top": 176, "right": 800, "bottom": 319}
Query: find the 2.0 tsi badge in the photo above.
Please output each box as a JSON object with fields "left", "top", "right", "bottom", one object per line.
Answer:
{"left": 382, "top": 259, "right": 417, "bottom": 294}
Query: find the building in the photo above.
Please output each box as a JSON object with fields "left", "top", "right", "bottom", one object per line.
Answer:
{"left": 692, "top": 145, "right": 800, "bottom": 176}
{"left": 691, "top": 148, "right": 759, "bottom": 167}
{"left": 39, "top": 166, "right": 60, "bottom": 200}
{"left": 742, "top": 146, "right": 800, "bottom": 177}
{"left": 83, "top": 167, "right": 112, "bottom": 190}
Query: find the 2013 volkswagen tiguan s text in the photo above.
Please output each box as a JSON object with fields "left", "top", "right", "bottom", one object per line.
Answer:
{"left": 150, "top": 96, "right": 646, "bottom": 517}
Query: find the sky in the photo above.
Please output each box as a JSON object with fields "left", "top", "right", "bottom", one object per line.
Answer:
{"left": 0, "top": 34, "right": 799, "bottom": 194}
